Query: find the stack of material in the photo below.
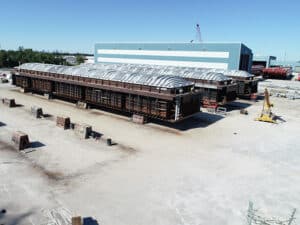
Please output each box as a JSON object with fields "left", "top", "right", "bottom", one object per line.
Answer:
{"left": 56, "top": 116, "right": 71, "bottom": 129}
{"left": 11, "top": 131, "right": 30, "bottom": 150}
{"left": 2, "top": 98, "right": 16, "bottom": 107}
{"left": 132, "top": 114, "right": 146, "bottom": 124}
{"left": 74, "top": 123, "right": 92, "bottom": 139}
{"left": 31, "top": 106, "right": 43, "bottom": 118}
{"left": 71, "top": 216, "right": 82, "bottom": 225}
{"left": 259, "top": 80, "right": 300, "bottom": 99}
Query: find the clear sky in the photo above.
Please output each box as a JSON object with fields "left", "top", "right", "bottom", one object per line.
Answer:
{"left": 0, "top": 0, "right": 299, "bottom": 61}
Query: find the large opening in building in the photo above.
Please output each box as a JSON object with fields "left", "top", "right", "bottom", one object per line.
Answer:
{"left": 252, "top": 60, "right": 267, "bottom": 67}
{"left": 239, "top": 54, "right": 250, "bottom": 71}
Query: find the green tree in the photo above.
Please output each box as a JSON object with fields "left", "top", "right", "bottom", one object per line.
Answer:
{"left": 0, "top": 47, "right": 94, "bottom": 68}
{"left": 76, "top": 55, "right": 85, "bottom": 64}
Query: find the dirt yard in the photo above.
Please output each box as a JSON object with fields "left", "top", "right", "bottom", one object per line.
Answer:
{"left": 0, "top": 82, "right": 299, "bottom": 225}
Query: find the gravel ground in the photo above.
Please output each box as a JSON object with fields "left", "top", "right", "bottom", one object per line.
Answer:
{"left": 0, "top": 82, "right": 299, "bottom": 225}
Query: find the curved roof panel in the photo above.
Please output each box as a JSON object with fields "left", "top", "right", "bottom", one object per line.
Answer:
{"left": 91, "top": 63, "right": 231, "bottom": 82}
{"left": 223, "top": 70, "right": 253, "bottom": 78}
{"left": 18, "top": 63, "right": 193, "bottom": 89}
{"left": 197, "top": 68, "right": 253, "bottom": 78}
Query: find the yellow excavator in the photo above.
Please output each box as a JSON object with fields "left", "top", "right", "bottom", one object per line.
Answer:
{"left": 255, "top": 88, "right": 277, "bottom": 123}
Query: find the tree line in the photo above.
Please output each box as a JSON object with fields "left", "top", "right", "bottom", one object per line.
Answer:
{"left": 0, "top": 47, "right": 90, "bottom": 68}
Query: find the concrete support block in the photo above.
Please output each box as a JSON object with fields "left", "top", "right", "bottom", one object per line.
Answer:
{"left": 76, "top": 101, "right": 87, "bottom": 109}
{"left": 31, "top": 106, "right": 43, "bottom": 118}
{"left": 132, "top": 114, "right": 146, "bottom": 124}
{"left": 2, "top": 98, "right": 16, "bottom": 107}
{"left": 20, "top": 88, "right": 30, "bottom": 93}
{"left": 43, "top": 93, "right": 52, "bottom": 100}
{"left": 74, "top": 123, "right": 92, "bottom": 139}
{"left": 0, "top": 78, "right": 9, "bottom": 83}
{"left": 11, "top": 131, "right": 30, "bottom": 150}
{"left": 56, "top": 116, "right": 71, "bottom": 129}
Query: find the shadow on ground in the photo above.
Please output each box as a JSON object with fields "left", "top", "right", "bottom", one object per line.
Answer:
{"left": 30, "top": 141, "right": 45, "bottom": 148}
{"left": 42, "top": 113, "right": 52, "bottom": 118}
{"left": 22, "top": 141, "right": 45, "bottom": 153}
{"left": 0, "top": 207, "right": 33, "bottom": 225}
{"left": 0, "top": 122, "right": 6, "bottom": 127}
{"left": 13, "top": 104, "right": 23, "bottom": 108}
{"left": 226, "top": 101, "right": 252, "bottom": 112}
{"left": 275, "top": 116, "right": 286, "bottom": 123}
{"left": 83, "top": 217, "right": 100, "bottom": 225}
{"left": 150, "top": 112, "right": 224, "bottom": 131}
{"left": 90, "top": 131, "right": 103, "bottom": 140}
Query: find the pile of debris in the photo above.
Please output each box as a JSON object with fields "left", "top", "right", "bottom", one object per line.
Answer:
{"left": 258, "top": 80, "right": 300, "bottom": 100}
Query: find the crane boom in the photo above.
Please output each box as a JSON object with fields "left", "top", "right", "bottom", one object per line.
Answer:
{"left": 264, "top": 88, "right": 272, "bottom": 109}
{"left": 255, "top": 88, "right": 277, "bottom": 123}
{"left": 196, "top": 24, "right": 202, "bottom": 43}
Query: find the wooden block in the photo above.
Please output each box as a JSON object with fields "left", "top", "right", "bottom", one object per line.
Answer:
{"left": 12, "top": 131, "right": 30, "bottom": 150}
{"left": 72, "top": 216, "right": 82, "bottom": 225}
{"left": 56, "top": 116, "right": 71, "bottom": 129}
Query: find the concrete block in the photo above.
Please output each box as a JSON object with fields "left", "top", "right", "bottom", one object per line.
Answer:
{"left": 20, "top": 88, "right": 30, "bottom": 93}
{"left": 74, "top": 123, "right": 92, "bottom": 139}
{"left": 31, "top": 106, "right": 43, "bottom": 118}
{"left": 2, "top": 98, "right": 16, "bottom": 107}
{"left": 132, "top": 114, "right": 146, "bottom": 124}
{"left": 44, "top": 93, "right": 52, "bottom": 100}
{"left": 107, "top": 138, "right": 112, "bottom": 146}
{"left": 76, "top": 101, "right": 87, "bottom": 109}
{"left": 0, "top": 78, "right": 9, "bottom": 83}
{"left": 11, "top": 131, "right": 30, "bottom": 150}
{"left": 56, "top": 116, "right": 71, "bottom": 129}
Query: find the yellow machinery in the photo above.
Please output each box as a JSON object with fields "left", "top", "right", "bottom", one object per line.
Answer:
{"left": 255, "top": 88, "right": 277, "bottom": 123}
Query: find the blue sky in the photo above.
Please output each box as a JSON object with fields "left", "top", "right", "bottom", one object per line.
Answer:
{"left": 0, "top": 0, "right": 299, "bottom": 61}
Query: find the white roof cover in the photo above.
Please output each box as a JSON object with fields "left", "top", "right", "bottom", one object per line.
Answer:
{"left": 91, "top": 63, "right": 232, "bottom": 82}
{"left": 197, "top": 68, "right": 254, "bottom": 78}
{"left": 19, "top": 63, "right": 193, "bottom": 89}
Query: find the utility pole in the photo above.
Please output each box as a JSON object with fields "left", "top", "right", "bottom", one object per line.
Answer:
{"left": 284, "top": 51, "right": 287, "bottom": 65}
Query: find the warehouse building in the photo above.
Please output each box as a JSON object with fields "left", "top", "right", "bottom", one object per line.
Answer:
{"left": 94, "top": 43, "right": 253, "bottom": 72}
{"left": 253, "top": 55, "right": 277, "bottom": 68}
